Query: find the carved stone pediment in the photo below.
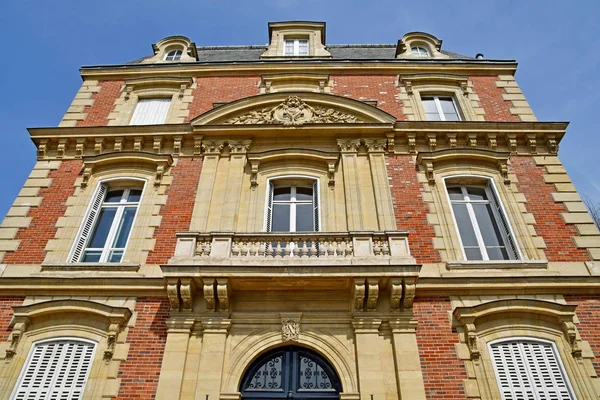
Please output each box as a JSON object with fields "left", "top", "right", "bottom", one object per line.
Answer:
{"left": 225, "top": 96, "right": 363, "bottom": 126}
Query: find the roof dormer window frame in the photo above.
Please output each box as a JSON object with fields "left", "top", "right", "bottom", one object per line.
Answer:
{"left": 284, "top": 37, "right": 310, "bottom": 56}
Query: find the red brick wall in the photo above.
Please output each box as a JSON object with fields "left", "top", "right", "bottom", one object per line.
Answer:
{"left": 566, "top": 295, "right": 600, "bottom": 375}
{"left": 330, "top": 75, "right": 405, "bottom": 119}
{"left": 185, "top": 76, "right": 260, "bottom": 121}
{"left": 4, "top": 161, "right": 81, "bottom": 264}
{"left": 414, "top": 297, "right": 467, "bottom": 400}
{"left": 77, "top": 81, "right": 124, "bottom": 127}
{"left": 0, "top": 297, "right": 24, "bottom": 341}
{"left": 386, "top": 155, "right": 441, "bottom": 264}
{"left": 114, "top": 298, "right": 169, "bottom": 400}
{"left": 146, "top": 157, "right": 203, "bottom": 264}
{"left": 511, "top": 156, "right": 589, "bottom": 262}
{"left": 470, "top": 76, "right": 519, "bottom": 122}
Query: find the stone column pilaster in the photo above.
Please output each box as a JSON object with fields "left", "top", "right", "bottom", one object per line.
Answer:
{"left": 194, "top": 318, "right": 231, "bottom": 400}
{"left": 389, "top": 317, "right": 426, "bottom": 400}
{"left": 352, "top": 318, "right": 386, "bottom": 400}
{"left": 364, "top": 139, "right": 396, "bottom": 230}
{"left": 190, "top": 141, "right": 225, "bottom": 231}
{"left": 220, "top": 140, "right": 251, "bottom": 231}
{"left": 338, "top": 139, "right": 363, "bottom": 230}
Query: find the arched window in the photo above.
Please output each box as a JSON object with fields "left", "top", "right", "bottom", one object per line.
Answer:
{"left": 164, "top": 49, "right": 182, "bottom": 61}
{"left": 240, "top": 346, "right": 341, "bottom": 399}
{"left": 411, "top": 46, "right": 430, "bottom": 57}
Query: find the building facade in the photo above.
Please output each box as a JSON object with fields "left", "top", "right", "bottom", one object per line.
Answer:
{"left": 0, "top": 21, "right": 599, "bottom": 400}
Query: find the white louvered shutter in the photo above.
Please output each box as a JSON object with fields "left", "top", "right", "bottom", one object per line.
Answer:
{"left": 265, "top": 182, "right": 274, "bottom": 232}
{"left": 129, "top": 98, "right": 171, "bottom": 125}
{"left": 70, "top": 184, "right": 107, "bottom": 262}
{"left": 12, "top": 340, "right": 96, "bottom": 400}
{"left": 312, "top": 180, "right": 319, "bottom": 231}
{"left": 490, "top": 340, "right": 575, "bottom": 400}
{"left": 487, "top": 184, "right": 519, "bottom": 259}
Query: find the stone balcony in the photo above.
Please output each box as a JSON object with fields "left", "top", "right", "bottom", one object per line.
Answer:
{"left": 162, "top": 231, "right": 420, "bottom": 313}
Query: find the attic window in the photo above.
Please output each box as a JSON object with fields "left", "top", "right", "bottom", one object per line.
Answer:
{"left": 411, "top": 46, "right": 430, "bottom": 57}
{"left": 284, "top": 39, "right": 309, "bottom": 56}
{"left": 164, "top": 49, "right": 182, "bottom": 61}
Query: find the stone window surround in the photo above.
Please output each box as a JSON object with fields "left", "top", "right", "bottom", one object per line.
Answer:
{"left": 146, "top": 35, "right": 198, "bottom": 64}
{"left": 264, "top": 175, "right": 321, "bottom": 233}
{"left": 0, "top": 299, "right": 132, "bottom": 399}
{"left": 261, "top": 22, "right": 331, "bottom": 59}
{"left": 452, "top": 299, "right": 599, "bottom": 400}
{"left": 395, "top": 32, "right": 449, "bottom": 59}
{"left": 416, "top": 151, "right": 545, "bottom": 264}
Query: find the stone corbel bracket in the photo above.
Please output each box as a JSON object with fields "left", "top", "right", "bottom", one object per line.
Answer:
{"left": 123, "top": 76, "right": 193, "bottom": 101}
{"left": 352, "top": 278, "right": 380, "bottom": 312}
{"left": 8, "top": 300, "right": 131, "bottom": 361}
{"left": 416, "top": 148, "right": 511, "bottom": 186}
{"left": 201, "top": 277, "right": 232, "bottom": 313}
{"left": 453, "top": 299, "right": 583, "bottom": 361}
{"left": 166, "top": 277, "right": 197, "bottom": 312}
{"left": 79, "top": 151, "right": 173, "bottom": 189}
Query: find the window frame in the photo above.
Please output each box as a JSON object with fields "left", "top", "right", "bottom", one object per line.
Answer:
{"left": 68, "top": 178, "right": 146, "bottom": 263}
{"left": 264, "top": 176, "right": 321, "bottom": 233}
{"left": 488, "top": 337, "right": 577, "bottom": 400}
{"left": 129, "top": 97, "right": 172, "bottom": 125}
{"left": 421, "top": 95, "right": 462, "bottom": 121}
{"left": 443, "top": 175, "right": 522, "bottom": 261}
{"left": 9, "top": 337, "right": 98, "bottom": 400}
{"left": 164, "top": 48, "right": 183, "bottom": 61}
{"left": 411, "top": 45, "right": 430, "bottom": 57}
{"left": 283, "top": 38, "right": 310, "bottom": 56}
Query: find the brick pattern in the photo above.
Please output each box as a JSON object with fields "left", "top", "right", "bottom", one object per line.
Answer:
{"left": 511, "top": 156, "right": 589, "bottom": 262}
{"left": 414, "top": 297, "right": 467, "bottom": 400}
{"left": 114, "top": 298, "right": 169, "bottom": 400}
{"left": 3, "top": 161, "right": 81, "bottom": 264}
{"left": 330, "top": 75, "right": 405, "bottom": 119}
{"left": 77, "top": 81, "right": 124, "bottom": 126}
{"left": 146, "top": 158, "right": 203, "bottom": 264}
{"left": 0, "top": 297, "right": 24, "bottom": 341}
{"left": 386, "top": 155, "right": 441, "bottom": 264}
{"left": 566, "top": 295, "right": 600, "bottom": 374}
{"left": 470, "top": 76, "right": 519, "bottom": 122}
{"left": 185, "top": 76, "right": 260, "bottom": 122}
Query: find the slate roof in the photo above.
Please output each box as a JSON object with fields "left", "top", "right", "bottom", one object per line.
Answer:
{"left": 125, "top": 44, "right": 474, "bottom": 65}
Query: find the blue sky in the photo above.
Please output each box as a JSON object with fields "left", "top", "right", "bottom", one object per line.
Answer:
{"left": 0, "top": 0, "right": 599, "bottom": 221}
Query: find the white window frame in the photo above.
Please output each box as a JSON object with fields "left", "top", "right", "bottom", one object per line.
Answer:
{"left": 129, "top": 98, "right": 171, "bottom": 125}
{"left": 443, "top": 176, "right": 522, "bottom": 261}
{"left": 284, "top": 38, "right": 309, "bottom": 56}
{"left": 488, "top": 337, "right": 577, "bottom": 400}
{"left": 411, "top": 46, "right": 430, "bottom": 57}
{"left": 68, "top": 178, "right": 146, "bottom": 263}
{"left": 421, "top": 95, "right": 462, "bottom": 121}
{"left": 9, "top": 337, "right": 97, "bottom": 400}
{"left": 164, "top": 49, "right": 182, "bottom": 61}
{"left": 264, "top": 176, "right": 320, "bottom": 232}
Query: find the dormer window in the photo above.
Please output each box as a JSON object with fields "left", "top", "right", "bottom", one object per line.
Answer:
{"left": 164, "top": 49, "right": 182, "bottom": 61}
{"left": 411, "top": 46, "right": 430, "bottom": 57}
{"left": 284, "top": 39, "right": 309, "bottom": 56}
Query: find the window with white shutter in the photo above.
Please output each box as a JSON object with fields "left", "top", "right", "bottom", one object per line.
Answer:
{"left": 265, "top": 179, "right": 319, "bottom": 232}
{"left": 489, "top": 339, "right": 576, "bottom": 400}
{"left": 69, "top": 182, "right": 144, "bottom": 263}
{"left": 129, "top": 98, "right": 171, "bottom": 125}
{"left": 10, "top": 339, "right": 96, "bottom": 400}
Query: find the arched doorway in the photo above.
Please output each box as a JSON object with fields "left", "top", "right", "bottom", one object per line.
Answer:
{"left": 240, "top": 346, "right": 342, "bottom": 399}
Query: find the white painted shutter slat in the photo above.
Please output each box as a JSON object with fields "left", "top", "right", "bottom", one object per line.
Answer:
{"left": 491, "top": 340, "right": 575, "bottom": 400}
{"left": 130, "top": 98, "right": 171, "bottom": 125}
{"left": 312, "top": 181, "right": 319, "bottom": 232}
{"left": 12, "top": 340, "right": 96, "bottom": 400}
{"left": 487, "top": 183, "right": 519, "bottom": 259}
{"left": 70, "top": 184, "right": 107, "bottom": 262}
{"left": 266, "top": 182, "right": 274, "bottom": 232}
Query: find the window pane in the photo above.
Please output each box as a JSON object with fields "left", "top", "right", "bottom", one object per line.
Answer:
{"left": 88, "top": 208, "right": 117, "bottom": 248}
{"left": 472, "top": 204, "right": 505, "bottom": 247}
{"left": 464, "top": 247, "right": 483, "bottom": 260}
{"left": 447, "top": 187, "right": 464, "bottom": 200}
{"left": 128, "top": 189, "right": 142, "bottom": 202}
{"left": 284, "top": 40, "right": 294, "bottom": 56}
{"left": 422, "top": 99, "right": 437, "bottom": 113}
{"left": 105, "top": 190, "right": 124, "bottom": 203}
{"left": 108, "top": 251, "right": 123, "bottom": 263}
{"left": 439, "top": 98, "right": 460, "bottom": 121}
{"left": 298, "top": 40, "right": 309, "bottom": 55}
{"left": 486, "top": 247, "right": 509, "bottom": 261}
{"left": 425, "top": 112, "right": 442, "bottom": 121}
{"left": 273, "top": 187, "right": 291, "bottom": 201}
{"left": 295, "top": 186, "right": 313, "bottom": 201}
{"left": 82, "top": 251, "right": 102, "bottom": 262}
{"left": 112, "top": 207, "right": 137, "bottom": 248}
{"left": 296, "top": 204, "right": 314, "bottom": 231}
{"left": 452, "top": 204, "right": 478, "bottom": 246}
{"left": 466, "top": 187, "right": 487, "bottom": 201}
{"left": 272, "top": 204, "right": 290, "bottom": 231}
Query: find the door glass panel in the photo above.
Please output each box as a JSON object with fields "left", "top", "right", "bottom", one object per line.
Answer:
{"left": 486, "top": 247, "right": 509, "bottom": 260}
{"left": 464, "top": 247, "right": 483, "bottom": 260}
{"left": 112, "top": 207, "right": 137, "bottom": 248}
{"left": 452, "top": 204, "right": 478, "bottom": 246}
{"left": 472, "top": 204, "right": 504, "bottom": 247}
{"left": 272, "top": 204, "right": 290, "bottom": 231}
{"left": 108, "top": 251, "right": 123, "bottom": 263}
{"left": 296, "top": 204, "right": 313, "bottom": 232}
{"left": 88, "top": 208, "right": 117, "bottom": 248}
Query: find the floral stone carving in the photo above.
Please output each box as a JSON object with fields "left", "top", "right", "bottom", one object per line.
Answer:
{"left": 226, "top": 96, "right": 363, "bottom": 126}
